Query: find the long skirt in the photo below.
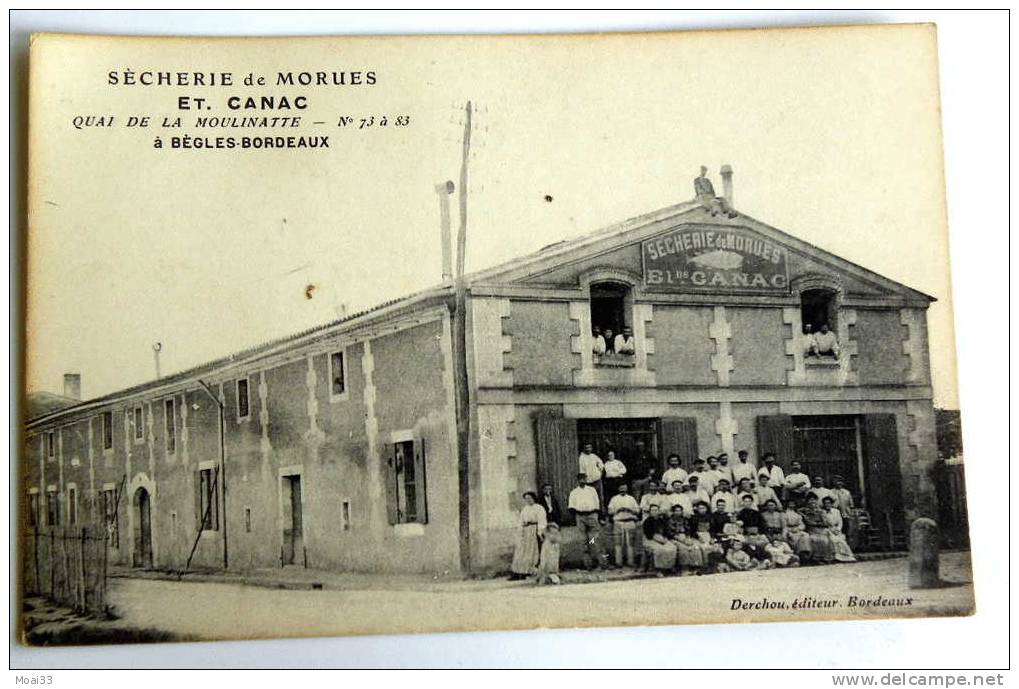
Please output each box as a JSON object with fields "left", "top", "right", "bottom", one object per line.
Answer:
{"left": 674, "top": 538, "right": 706, "bottom": 568}
{"left": 643, "top": 538, "right": 678, "bottom": 571}
{"left": 511, "top": 524, "right": 541, "bottom": 575}
{"left": 807, "top": 527, "right": 835, "bottom": 562}
{"left": 786, "top": 529, "right": 813, "bottom": 556}
{"left": 829, "top": 528, "right": 856, "bottom": 562}
{"left": 535, "top": 540, "right": 561, "bottom": 584}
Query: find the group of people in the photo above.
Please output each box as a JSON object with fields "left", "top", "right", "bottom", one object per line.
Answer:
{"left": 592, "top": 325, "right": 635, "bottom": 357}
{"left": 509, "top": 446, "right": 858, "bottom": 583}
{"left": 803, "top": 323, "right": 841, "bottom": 358}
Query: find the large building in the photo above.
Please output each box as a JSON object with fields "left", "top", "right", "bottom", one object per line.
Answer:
{"left": 22, "top": 176, "right": 940, "bottom": 575}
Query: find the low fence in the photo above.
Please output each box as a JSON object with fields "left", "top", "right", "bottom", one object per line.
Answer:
{"left": 23, "top": 525, "right": 109, "bottom": 614}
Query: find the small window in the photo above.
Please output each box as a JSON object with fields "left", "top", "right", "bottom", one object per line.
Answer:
{"left": 46, "top": 432, "right": 55, "bottom": 459}
{"left": 67, "top": 487, "right": 78, "bottom": 526}
{"left": 133, "top": 406, "right": 144, "bottom": 441}
{"left": 329, "top": 351, "right": 346, "bottom": 398}
{"left": 165, "top": 398, "right": 176, "bottom": 454}
{"left": 102, "top": 411, "right": 114, "bottom": 450}
{"left": 244, "top": 506, "right": 252, "bottom": 533}
{"left": 237, "top": 378, "right": 250, "bottom": 419}
{"left": 389, "top": 439, "right": 427, "bottom": 525}
{"left": 197, "top": 468, "right": 220, "bottom": 531}
{"left": 28, "top": 493, "right": 39, "bottom": 527}
{"left": 171, "top": 511, "right": 178, "bottom": 538}
{"left": 341, "top": 500, "right": 351, "bottom": 531}
{"left": 46, "top": 490, "right": 60, "bottom": 527}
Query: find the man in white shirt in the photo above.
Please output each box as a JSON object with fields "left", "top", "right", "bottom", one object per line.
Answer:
{"left": 811, "top": 475, "right": 834, "bottom": 505}
{"left": 607, "top": 483, "right": 640, "bottom": 568}
{"left": 803, "top": 323, "right": 818, "bottom": 355}
{"left": 660, "top": 454, "right": 688, "bottom": 489}
{"left": 685, "top": 475, "right": 711, "bottom": 509}
{"left": 715, "top": 453, "right": 735, "bottom": 486}
{"left": 602, "top": 450, "right": 628, "bottom": 499}
{"left": 711, "top": 478, "right": 738, "bottom": 514}
{"left": 689, "top": 458, "right": 717, "bottom": 495}
{"left": 753, "top": 473, "right": 782, "bottom": 511}
{"left": 578, "top": 443, "right": 605, "bottom": 507}
{"left": 592, "top": 326, "right": 607, "bottom": 356}
{"left": 568, "top": 473, "right": 603, "bottom": 570}
{"left": 639, "top": 481, "right": 661, "bottom": 519}
{"left": 614, "top": 326, "right": 636, "bottom": 355}
{"left": 757, "top": 453, "right": 786, "bottom": 490}
{"left": 664, "top": 480, "right": 693, "bottom": 516}
{"left": 811, "top": 323, "right": 840, "bottom": 358}
{"left": 732, "top": 449, "right": 757, "bottom": 485}
{"left": 784, "top": 461, "right": 812, "bottom": 504}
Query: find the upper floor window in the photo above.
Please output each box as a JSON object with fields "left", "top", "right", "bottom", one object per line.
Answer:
{"left": 800, "top": 288, "right": 841, "bottom": 359}
{"left": 46, "top": 431, "right": 55, "bottom": 460}
{"left": 133, "top": 406, "right": 144, "bottom": 441}
{"left": 590, "top": 281, "right": 635, "bottom": 366}
{"left": 101, "top": 411, "right": 114, "bottom": 451}
{"left": 164, "top": 398, "right": 176, "bottom": 454}
{"left": 329, "top": 351, "right": 347, "bottom": 399}
{"left": 237, "top": 378, "right": 250, "bottom": 420}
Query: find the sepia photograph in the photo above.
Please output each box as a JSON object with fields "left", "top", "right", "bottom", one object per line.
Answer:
{"left": 10, "top": 10, "right": 1006, "bottom": 674}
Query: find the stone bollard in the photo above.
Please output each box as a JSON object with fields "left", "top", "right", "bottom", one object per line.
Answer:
{"left": 908, "top": 518, "right": 940, "bottom": 588}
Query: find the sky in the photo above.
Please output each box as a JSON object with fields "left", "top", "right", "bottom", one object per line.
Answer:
{"left": 26, "top": 26, "right": 958, "bottom": 407}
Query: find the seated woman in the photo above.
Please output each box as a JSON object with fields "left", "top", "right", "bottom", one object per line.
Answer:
{"left": 822, "top": 496, "right": 857, "bottom": 562}
{"left": 641, "top": 504, "right": 678, "bottom": 576}
{"left": 510, "top": 491, "right": 547, "bottom": 579}
{"left": 724, "top": 537, "right": 761, "bottom": 572}
{"left": 781, "top": 501, "right": 813, "bottom": 561}
{"left": 743, "top": 524, "right": 772, "bottom": 564}
{"left": 688, "top": 500, "right": 725, "bottom": 567}
{"left": 535, "top": 522, "right": 562, "bottom": 585}
{"left": 667, "top": 504, "right": 706, "bottom": 575}
{"left": 760, "top": 499, "right": 786, "bottom": 540}
{"left": 764, "top": 533, "right": 800, "bottom": 568}
{"left": 799, "top": 492, "right": 835, "bottom": 564}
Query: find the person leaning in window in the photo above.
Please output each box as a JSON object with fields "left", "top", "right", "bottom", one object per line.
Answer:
{"left": 568, "top": 473, "right": 604, "bottom": 570}
{"left": 592, "top": 325, "right": 607, "bottom": 356}
{"left": 810, "top": 323, "right": 840, "bottom": 358}
{"left": 614, "top": 325, "right": 635, "bottom": 356}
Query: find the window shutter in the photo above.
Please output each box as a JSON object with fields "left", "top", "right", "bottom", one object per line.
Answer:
{"left": 384, "top": 444, "right": 399, "bottom": 525}
{"left": 861, "top": 414, "right": 904, "bottom": 522}
{"left": 194, "top": 471, "right": 202, "bottom": 531}
{"left": 659, "top": 417, "right": 699, "bottom": 472}
{"left": 756, "top": 414, "right": 796, "bottom": 470}
{"left": 414, "top": 436, "right": 428, "bottom": 524}
{"left": 534, "top": 411, "right": 578, "bottom": 526}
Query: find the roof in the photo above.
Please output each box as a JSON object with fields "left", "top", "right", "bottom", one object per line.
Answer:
{"left": 25, "top": 391, "right": 80, "bottom": 420}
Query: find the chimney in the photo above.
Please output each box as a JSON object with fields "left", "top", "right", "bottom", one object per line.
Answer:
{"left": 720, "top": 164, "right": 733, "bottom": 205}
{"left": 435, "top": 180, "right": 455, "bottom": 282}
{"left": 63, "top": 373, "right": 81, "bottom": 401}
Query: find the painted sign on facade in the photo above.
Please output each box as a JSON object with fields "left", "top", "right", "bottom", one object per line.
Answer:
{"left": 642, "top": 226, "right": 789, "bottom": 292}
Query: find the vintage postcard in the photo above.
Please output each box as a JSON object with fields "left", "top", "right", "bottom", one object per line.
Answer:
{"left": 20, "top": 25, "right": 973, "bottom": 645}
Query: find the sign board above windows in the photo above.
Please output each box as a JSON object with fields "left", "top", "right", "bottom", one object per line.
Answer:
{"left": 641, "top": 225, "right": 789, "bottom": 293}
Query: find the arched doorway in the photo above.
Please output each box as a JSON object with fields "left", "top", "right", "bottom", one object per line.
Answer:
{"left": 133, "top": 487, "right": 153, "bottom": 568}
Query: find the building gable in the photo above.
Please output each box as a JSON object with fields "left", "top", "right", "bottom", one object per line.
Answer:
{"left": 470, "top": 205, "right": 934, "bottom": 305}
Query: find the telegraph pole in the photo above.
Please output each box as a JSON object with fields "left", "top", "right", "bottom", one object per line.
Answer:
{"left": 452, "top": 101, "right": 473, "bottom": 573}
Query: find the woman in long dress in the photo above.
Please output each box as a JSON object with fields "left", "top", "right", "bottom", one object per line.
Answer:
{"left": 641, "top": 505, "right": 678, "bottom": 575}
{"left": 510, "top": 491, "right": 547, "bottom": 579}
{"left": 822, "top": 496, "right": 857, "bottom": 562}
{"left": 781, "top": 502, "right": 813, "bottom": 560}
{"left": 799, "top": 493, "right": 835, "bottom": 563}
